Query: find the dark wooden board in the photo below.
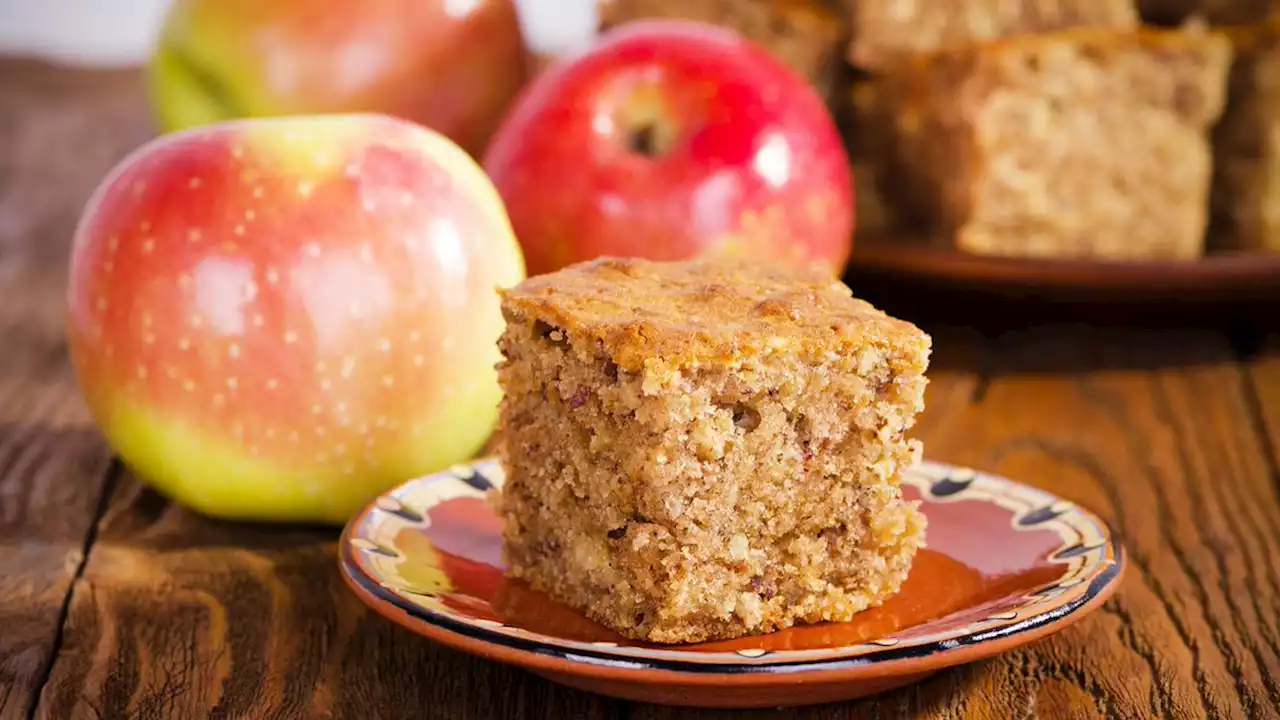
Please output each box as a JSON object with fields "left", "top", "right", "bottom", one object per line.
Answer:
{"left": 2, "top": 59, "right": 1279, "bottom": 720}
{"left": 1247, "top": 337, "right": 1280, "bottom": 470}
{"left": 0, "top": 61, "right": 152, "bottom": 719}
{"left": 34, "top": 475, "right": 626, "bottom": 720}
{"left": 39, "top": 357, "right": 981, "bottom": 720}
{"left": 910, "top": 328, "right": 1280, "bottom": 719}
{"left": 39, "top": 327, "right": 1279, "bottom": 718}
{"left": 0, "top": 272, "right": 116, "bottom": 720}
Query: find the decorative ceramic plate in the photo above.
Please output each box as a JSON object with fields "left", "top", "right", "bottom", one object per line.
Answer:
{"left": 847, "top": 237, "right": 1280, "bottom": 302}
{"left": 339, "top": 458, "right": 1125, "bottom": 709}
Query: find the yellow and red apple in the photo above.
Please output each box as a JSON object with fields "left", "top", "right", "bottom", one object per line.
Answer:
{"left": 67, "top": 114, "right": 525, "bottom": 523}
{"left": 483, "top": 20, "right": 854, "bottom": 276}
{"left": 149, "top": 0, "right": 526, "bottom": 157}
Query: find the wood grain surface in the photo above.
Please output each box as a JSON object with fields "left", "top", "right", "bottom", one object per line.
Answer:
{"left": 1, "top": 60, "right": 1279, "bottom": 720}
{"left": 1249, "top": 338, "right": 1280, "bottom": 467}
{"left": 0, "top": 61, "right": 151, "bottom": 720}
{"left": 0, "top": 271, "right": 113, "bottom": 720}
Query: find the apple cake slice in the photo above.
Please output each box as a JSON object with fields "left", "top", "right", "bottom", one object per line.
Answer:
{"left": 872, "top": 26, "right": 1232, "bottom": 260}
{"left": 495, "top": 257, "right": 929, "bottom": 644}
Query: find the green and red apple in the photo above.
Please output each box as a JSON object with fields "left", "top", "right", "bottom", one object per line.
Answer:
{"left": 483, "top": 20, "right": 855, "bottom": 276}
{"left": 67, "top": 114, "right": 525, "bottom": 524}
{"left": 149, "top": 0, "right": 526, "bottom": 157}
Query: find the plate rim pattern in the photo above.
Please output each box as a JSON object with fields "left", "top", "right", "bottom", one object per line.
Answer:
{"left": 340, "top": 458, "right": 1125, "bottom": 677}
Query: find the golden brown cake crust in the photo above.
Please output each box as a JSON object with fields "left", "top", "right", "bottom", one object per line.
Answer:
{"left": 498, "top": 256, "right": 928, "bottom": 373}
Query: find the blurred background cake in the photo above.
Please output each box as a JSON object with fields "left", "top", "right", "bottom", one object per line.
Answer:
{"left": 1211, "top": 18, "right": 1280, "bottom": 254}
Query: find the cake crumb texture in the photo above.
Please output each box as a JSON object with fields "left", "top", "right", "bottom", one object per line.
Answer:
{"left": 497, "top": 257, "right": 929, "bottom": 644}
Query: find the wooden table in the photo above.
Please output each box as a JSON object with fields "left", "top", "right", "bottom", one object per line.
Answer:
{"left": 2, "top": 60, "right": 1279, "bottom": 720}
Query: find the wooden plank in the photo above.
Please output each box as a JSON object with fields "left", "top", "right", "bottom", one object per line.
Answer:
{"left": 35, "top": 478, "right": 626, "bottom": 720}
{"left": 633, "top": 328, "right": 1280, "bottom": 720}
{"left": 0, "top": 273, "right": 114, "bottom": 720}
{"left": 0, "top": 61, "right": 150, "bottom": 720}
{"left": 907, "top": 328, "right": 1280, "bottom": 719}
{"left": 1246, "top": 335, "right": 1280, "bottom": 471}
{"left": 9, "top": 57, "right": 1277, "bottom": 720}
{"left": 896, "top": 327, "right": 1280, "bottom": 719}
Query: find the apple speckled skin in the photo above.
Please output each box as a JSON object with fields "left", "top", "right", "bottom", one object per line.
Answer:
{"left": 483, "top": 20, "right": 854, "bottom": 277}
{"left": 67, "top": 114, "right": 525, "bottom": 523}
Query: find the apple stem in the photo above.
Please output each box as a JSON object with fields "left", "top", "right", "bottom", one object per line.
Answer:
{"left": 627, "top": 124, "right": 661, "bottom": 157}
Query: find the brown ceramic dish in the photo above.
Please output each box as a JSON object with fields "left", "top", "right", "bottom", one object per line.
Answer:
{"left": 339, "top": 458, "right": 1125, "bottom": 709}
{"left": 847, "top": 236, "right": 1280, "bottom": 302}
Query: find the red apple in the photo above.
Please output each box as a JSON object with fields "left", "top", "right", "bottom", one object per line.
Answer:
{"left": 67, "top": 114, "right": 525, "bottom": 523}
{"left": 483, "top": 20, "right": 854, "bottom": 276}
{"left": 149, "top": 0, "right": 526, "bottom": 157}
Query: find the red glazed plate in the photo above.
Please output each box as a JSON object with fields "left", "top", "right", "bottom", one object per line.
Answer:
{"left": 339, "top": 458, "right": 1125, "bottom": 709}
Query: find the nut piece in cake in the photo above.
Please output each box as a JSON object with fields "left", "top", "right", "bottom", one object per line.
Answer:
{"left": 496, "top": 257, "right": 929, "bottom": 644}
{"left": 873, "top": 27, "right": 1232, "bottom": 260}
{"left": 1212, "top": 20, "right": 1280, "bottom": 254}
{"left": 845, "top": 0, "right": 1139, "bottom": 71}
{"left": 597, "top": 0, "right": 849, "bottom": 105}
